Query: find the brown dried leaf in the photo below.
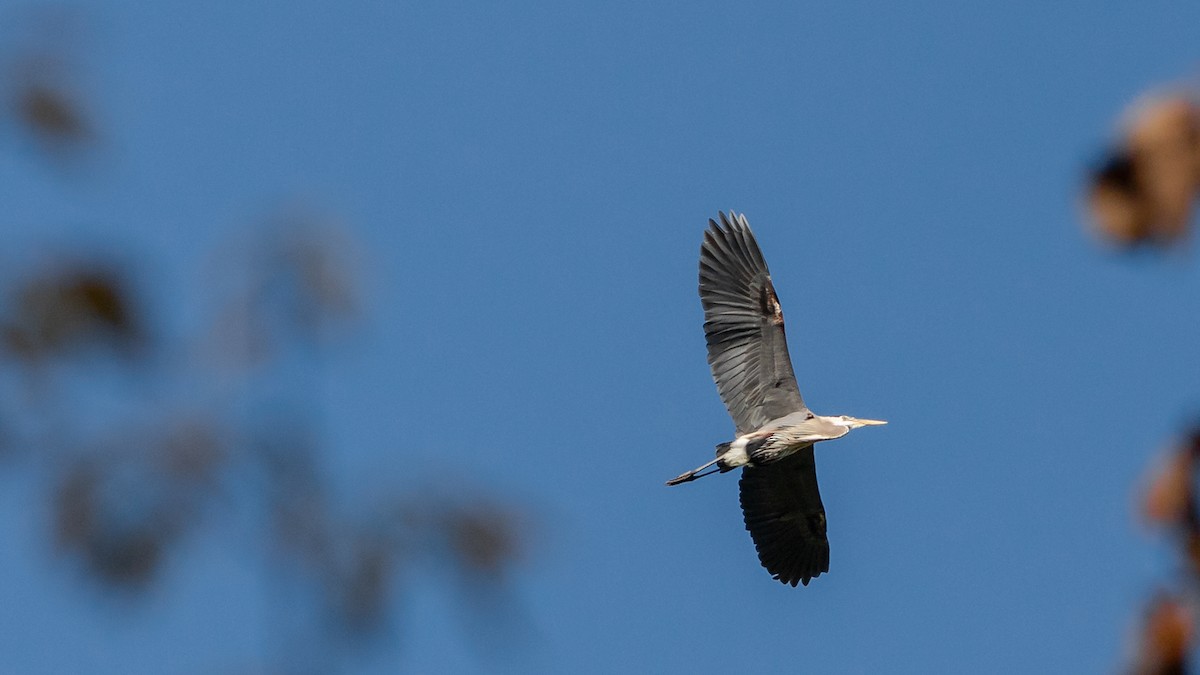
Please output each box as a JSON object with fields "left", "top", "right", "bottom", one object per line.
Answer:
{"left": 1087, "top": 95, "right": 1200, "bottom": 248}
{"left": 1089, "top": 152, "right": 1152, "bottom": 246}
{"left": 1143, "top": 450, "right": 1193, "bottom": 526}
{"left": 1129, "top": 97, "right": 1200, "bottom": 241}
{"left": 1135, "top": 593, "right": 1193, "bottom": 675}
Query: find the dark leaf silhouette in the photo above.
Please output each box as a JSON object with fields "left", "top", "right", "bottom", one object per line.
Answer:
{"left": 14, "top": 80, "right": 89, "bottom": 145}
{"left": 446, "top": 504, "right": 524, "bottom": 580}
{"left": 1, "top": 265, "right": 142, "bottom": 362}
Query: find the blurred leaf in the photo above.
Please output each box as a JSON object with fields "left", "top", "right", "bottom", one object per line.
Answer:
{"left": 3, "top": 6, "right": 95, "bottom": 158}
{"left": 1087, "top": 95, "right": 1200, "bottom": 249}
{"left": 1139, "top": 430, "right": 1200, "bottom": 578}
{"left": 1089, "top": 152, "right": 1151, "bottom": 246}
{"left": 14, "top": 80, "right": 89, "bottom": 145}
{"left": 53, "top": 460, "right": 167, "bottom": 587}
{"left": 1144, "top": 449, "right": 1193, "bottom": 526}
{"left": 50, "top": 416, "right": 231, "bottom": 590}
{"left": 445, "top": 502, "right": 523, "bottom": 580}
{"left": 1133, "top": 593, "right": 1193, "bottom": 675}
{"left": 83, "top": 526, "right": 164, "bottom": 587}
{"left": 1, "top": 264, "right": 143, "bottom": 362}
{"left": 277, "top": 223, "right": 359, "bottom": 328}
{"left": 200, "top": 215, "right": 361, "bottom": 370}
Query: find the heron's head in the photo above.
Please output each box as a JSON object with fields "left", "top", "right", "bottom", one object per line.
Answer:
{"left": 829, "top": 415, "right": 888, "bottom": 430}
{"left": 796, "top": 413, "right": 887, "bottom": 443}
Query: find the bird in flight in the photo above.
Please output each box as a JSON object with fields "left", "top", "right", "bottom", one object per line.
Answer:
{"left": 667, "top": 211, "right": 886, "bottom": 587}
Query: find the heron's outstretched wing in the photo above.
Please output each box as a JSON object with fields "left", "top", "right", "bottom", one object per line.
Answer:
{"left": 739, "top": 448, "right": 829, "bottom": 587}
{"left": 700, "top": 212, "right": 806, "bottom": 435}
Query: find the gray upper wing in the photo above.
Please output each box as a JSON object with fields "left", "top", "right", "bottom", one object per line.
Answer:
{"left": 699, "top": 212, "right": 806, "bottom": 435}
{"left": 739, "top": 447, "right": 829, "bottom": 587}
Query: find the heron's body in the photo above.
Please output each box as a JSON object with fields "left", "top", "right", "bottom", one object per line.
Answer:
{"left": 666, "top": 212, "right": 885, "bottom": 587}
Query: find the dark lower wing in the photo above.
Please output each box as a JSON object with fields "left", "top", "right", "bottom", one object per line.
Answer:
{"left": 739, "top": 447, "right": 829, "bottom": 586}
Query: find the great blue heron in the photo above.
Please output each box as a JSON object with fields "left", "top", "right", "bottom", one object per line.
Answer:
{"left": 666, "top": 211, "right": 886, "bottom": 587}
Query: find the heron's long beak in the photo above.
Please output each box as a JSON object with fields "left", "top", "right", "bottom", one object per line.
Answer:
{"left": 849, "top": 417, "right": 887, "bottom": 428}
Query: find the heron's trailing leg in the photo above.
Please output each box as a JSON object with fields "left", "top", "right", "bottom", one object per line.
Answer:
{"left": 665, "top": 458, "right": 721, "bottom": 486}
{"left": 666, "top": 439, "right": 756, "bottom": 485}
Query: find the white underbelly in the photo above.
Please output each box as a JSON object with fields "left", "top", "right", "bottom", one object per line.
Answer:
{"left": 721, "top": 436, "right": 752, "bottom": 468}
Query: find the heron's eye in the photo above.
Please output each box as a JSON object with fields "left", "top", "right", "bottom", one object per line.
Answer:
{"left": 805, "top": 412, "right": 815, "bottom": 420}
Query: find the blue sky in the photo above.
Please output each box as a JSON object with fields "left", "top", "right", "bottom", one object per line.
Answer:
{"left": 4, "top": 2, "right": 1200, "bottom": 673}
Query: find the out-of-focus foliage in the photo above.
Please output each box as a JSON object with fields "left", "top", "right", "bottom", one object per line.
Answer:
{"left": 1090, "top": 86, "right": 1200, "bottom": 674}
{"left": 0, "top": 13, "right": 530, "bottom": 671}
{"left": 49, "top": 417, "right": 226, "bottom": 587}
{"left": 1141, "top": 431, "right": 1200, "bottom": 578}
{"left": 1132, "top": 593, "right": 1193, "bottom": 675}
{"left": 13, "top": 75, "right": 91, "bottom": 148}
{"left": 1, "top": 9, "right": 95, "bottom": 160}
{"left": 0, "top": 239, "right": 530, "bottom": 663}
{"left": 1137, "top": 430, "right": 1200, "bottom": 633}
{"left": 1, "top": 265, "right": 143, "bottom": 362}
{"left": 1143, "top": 445, "right": 1193, "bottom": 528}
{"left": 444, "top": 502, "right": 526, "bottom": 581}
{"left": 1086, "top": 94, "right": 1200, "bottom": 249}
{"left": 205, "top": 213, "right": 361, "bottom": 369}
